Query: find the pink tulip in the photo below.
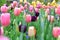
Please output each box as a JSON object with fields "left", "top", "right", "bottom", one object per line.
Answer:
{"left": 1, "top": 13, "right": 10, "bottom": 26}
{"left": 55, "top": 6, "right": 60, "bottom": 15}
{"left": 48, "top": 15, "right": 54, "bottom": 23}
{"left": 14, "top": 7, "right": 21, "bottom": 16}
{"left": 25, "top": 14, "right": 31, "bottom": 23}
{"left": 45, "top": 8, "right": 50, "bottom": 14}
{"left": 0, "top": 36, "right": 10, "bottom": 40}
{"left": 0, "top": 27, "right": 4, "bottom": 35}
{"left": 29, "top": 5, "right": 33, "bottom": 12}
{"left": 24, "top": 4, "right": 27, "bottom": 9}
{"left": 52, "top": 27, "right": 60, "bottom": 38}
{"left": 36, "top": 2, "right": 41, "bottom": 9}
{"left": 13, "top": 1, "right": 18, "bottom": 7}
{"left": 1, "top": 6, "right": 8, "bottom": 13}
{"left": 35, "top": 8, "right": 39, "bottom": 12}
{"left": 20, "top": 6, "right": 24, "bottom": 11}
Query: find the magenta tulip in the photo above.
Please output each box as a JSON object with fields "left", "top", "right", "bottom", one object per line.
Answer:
{"left": 1, "top": 13, "right": 10, "bottom": 26}
{"left": 14, "top": 7, "right": 21, "bottom": 16}
{"left": 1, "top": 6, "right": 8, "bottom": 13}
{"left": 29, "top": 5, "right": 33, "bottom": 12}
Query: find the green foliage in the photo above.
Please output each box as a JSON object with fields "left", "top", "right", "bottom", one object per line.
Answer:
{"left": 0, "top": 0, "right": 6, "bottom": 6}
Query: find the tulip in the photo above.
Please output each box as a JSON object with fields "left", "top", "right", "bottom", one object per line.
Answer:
{"left": 19, "top": 24, "right": 27, "bottom": 33}
{"left": 25, "top": 14, "right": 31, "bottom": 23}
{"left": 45, "top": 8, "right": 50, "bottom": 14}
{"left": 1, "top": 6, "right": 8, "bottom": 13}
{"left": 36, "top": 1, "right": 41, "bottom": 9}
{"left": 32, "top": 1, "right": 36, "bottom": 8}
{"left": 13, "top": 1, "right": 18, "bottom": 7}
{"left": 52, "top": 27, "right": 60, "bottom": 38}
{"left": 31, "top": 16, "right": 37, "bottom": 22}
{"left": 55, "top": 6, "right": 60, "bottom": 15}
{"left": 20, "top": 6, "right": 24, "bottom": 11}
{"left": 0, "top": 27, "right": 4, "bottom": 35}
{"left": 48, "top": 15, "right": 54, "bottom": 23}
{"left": 1, "top": 13, "right": 10, "bottom": 26}
{"left": 24, "top": 4, "right": 27, "bottom": 9}
{"left": 28, "top": 26, "right": 36, "bottom": 37}
{"left": 0, "top": 36, "right": 10, "bottom": 40}
{"left": 14, "top": 7, "right": 21, "bottom": 16}
{"left": 29, "top": 5, "right": 33, "bottom": 12}
{"left": 35, "top": 8, "right": 39, "bottom": 17}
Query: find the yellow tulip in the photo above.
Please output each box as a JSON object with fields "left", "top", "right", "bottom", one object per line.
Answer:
{"left": 51, "top": 0, "right": 58, "bottom": 7}
{"left": 24, "top": 0, "right": 27, "bottom": 3}
{"left": 20, "top": 0, "right": 23, "bottom": 3}
{"left": 32, "top": 1, "right": 36, "bottom": 8}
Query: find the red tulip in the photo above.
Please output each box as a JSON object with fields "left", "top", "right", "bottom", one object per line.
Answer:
{"left": 25, "top": 14, "right": 31, "bottom": 23}
{"left": 52, "top": 27, "right": 60, "bottom": 38}
{"left": 14, "top": 7, "right": 21, "bottom": 16}
{"left": 1, "top": 13, "right": 10, "bottom": 26}
{"left": 1, "top": 6, "right": 8, "bottom": 13}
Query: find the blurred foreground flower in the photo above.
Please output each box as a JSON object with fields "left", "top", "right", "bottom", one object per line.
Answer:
{"left": 52, "top": 27, "right": 60, "bottom": 38}
{"left": 1, "top": 13, "right": 10, "bottom": 26}
{"left": 28, "top": 26, "right": 36, "bottom": 37}
{"left": 0, "top": 36, "right": 10, "bottom": 40}
{"left": 0, "top": 27, "right": 4, "bottom": 35}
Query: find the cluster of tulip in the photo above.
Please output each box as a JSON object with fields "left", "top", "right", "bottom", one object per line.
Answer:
{"left": 0, "top": 0, "right": 60, "bottom": 40}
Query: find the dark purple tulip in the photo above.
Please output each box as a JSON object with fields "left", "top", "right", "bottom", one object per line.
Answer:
{"left": 19, "top": 24, "right": 27, "bottom": 33}
{"left": 35, "top": 12, "right": 39, "bottom": 17}
{"left": 31, "top": 16, "right": 37, "bottom": 22}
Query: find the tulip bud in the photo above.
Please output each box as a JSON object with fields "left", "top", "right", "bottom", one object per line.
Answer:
{"left": 35, "top": 8, "right": 39, "bottom": 17}
{"left": 45, "top": 8, "right": 50, "bottom": 14}
{"left": 24, "top": 4, "right": 27, "bottom": 9}
{"left": 36, "top": 1, "right": 41, "bottom": 9}
{"left": 0, "top": 36, "right": 10, "bottom": 40}
{"left": 14, "top": 7, "right": 21, "bottom": 16}
{"left": 52, "top": 27, "right": 60, "bottom": 38}
{"left": 55, "top": 6, "right": 60, "bottom": 15}
{"left": 1, "top": 6, "right": 8, "bottom": 13}
{"left": 48, "top": 15, "right": 54, "bottom": 23}
{"left": 25, "top": 14, "right": 31, "bottom": 23}
{"left": 31, "top": 16, "right": 37, "bottom": 22}
{"left": 1, "top": 13, "right": 10, "bottom": 26}
{"left": 0, "top": 27, "right": 4, "bottom": 35}
{"left": 20, "top": 6, "right": 24, "bottom": 11}
{"left": 28, "top": 26, "right": 36, "bottom": 37}
{"left": 19, "top": 24, "right": 27, "bottom": 33}
{"left": 13, "top": 1, "right": 18, "bottom": 7}
{"left": 29, "top": 5, "right": 33, "bottom": 12}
